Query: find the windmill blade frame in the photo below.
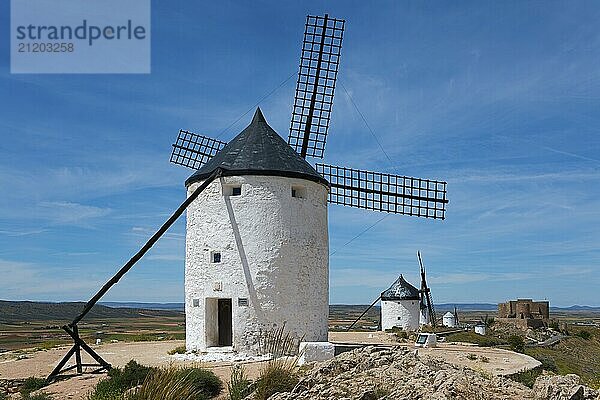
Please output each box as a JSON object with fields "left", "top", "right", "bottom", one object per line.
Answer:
{"left": 170, "top": 129, "right": 227, "bottom": 170}
{"left": 288, "top": 14, "right": 345, "bottom": 159}
{"left": 316, "top": 163, "right": 448, "bottom": 219}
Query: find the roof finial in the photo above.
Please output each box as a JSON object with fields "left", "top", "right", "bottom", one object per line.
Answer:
{"left": 252, "top": 107, "right": 266, "bottom": 124}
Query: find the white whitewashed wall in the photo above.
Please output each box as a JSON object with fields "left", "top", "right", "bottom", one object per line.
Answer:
{"left": 442, "top": 313, "right": 457, "bottom": 327}
{"left": 381, "top": 299, "right": 420, "bottom": 331}
{"left": 185, "top": 175, "right": 329, "bottom": 354}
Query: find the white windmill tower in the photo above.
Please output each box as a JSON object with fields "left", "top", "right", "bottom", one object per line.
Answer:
{"left": 380, "top": 275, "right": 421, "bottom": 331}
{"left": 183, "top": 108, "right": 330, "bottom": 352}
{"left": 347, "top": 252, "right": 439, "bottom": 332}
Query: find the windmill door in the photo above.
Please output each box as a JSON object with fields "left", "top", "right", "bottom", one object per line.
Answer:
{"left": 218, "top": 298, "right": 232, "bottom": 346}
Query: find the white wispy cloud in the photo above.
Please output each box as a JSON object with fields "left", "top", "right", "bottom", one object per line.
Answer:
{"left": 37, "top": 201, "right": 111, "bottom": 225}
{"left": 0, "top": 228, "right": 47, "bottom": 237}
{"left": 146, "top": 254, "right": 185, "bottom": 261}
{"left": 129, "top": 226, "right": 185, "bottom": 241}
{"left": 330, "top": 268, "right": 536, "bottom": 290}
{"left": 0, "top": 258, "right": 98, "bottom": 299}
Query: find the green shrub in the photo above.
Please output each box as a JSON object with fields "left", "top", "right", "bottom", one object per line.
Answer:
{"left": 254, "top": 361, "right": 299, "bottom": 400}
{"left": 508, "top": 368, "right": 542, "bottom": 388}
{"left": 253, "top": 323, "right": 302, "bottom": 399}
{"left": 127, "top": 367, "right": 205, "bottom": 400}
{"left": 466, "top": 353, "right": 477, "bottom": 360}
{"left": 109, "top": 360, "right": 154, "bottom": 388}
{"left": 479, "top": 356, "right": 489, "bottom": 363}
{"left": 228, "top": 364, "right": 253, "bottom": 400}
{"left": 445, "top": 331, "right": 505, "bottom": 347}
{"left": 0, "top": 391, "right": 7, "bottom": 400}
{"left": 535, "top": 355, "right": 558, "bottom": 372}
{"left": 87, "top": 379, "right": 123, "bottom": 400}
{"left": 177, "top": 367, "right": 222, "bottom": 398}
{"left": 168, "top": 345, "right": 187, "bottom": 355}
{"left": 575, "top": 330, "right": 592, "bottom": 340}
{"left": 88, "top": 360, "right": 155, "bottom": 400}
{"left": 508, "top": 335, "right": 525, "bottom": 353}
{"left": 20, "top": 377, "right": 48, "bottom": 396}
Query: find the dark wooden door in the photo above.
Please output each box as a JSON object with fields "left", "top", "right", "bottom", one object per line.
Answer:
{"left": 218, "top": 298, "right": 232, "bottom": 346}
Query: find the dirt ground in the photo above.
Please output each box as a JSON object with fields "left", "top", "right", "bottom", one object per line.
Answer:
{"left": 0, "top": 333, "right": 540, "bottom": 399}
{"left": 0, "top": 340, "right": 267, "bottom": 399}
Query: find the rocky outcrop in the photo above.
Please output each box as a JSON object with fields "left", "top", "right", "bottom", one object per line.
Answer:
{"left": 269, "top": 346, "right": 599, "bottom": 400}
{"left": 533, "top": 374, "right": 598, "bottom": 400}
{"left": 271, "top": 346, "right": 533, "bottom": 400}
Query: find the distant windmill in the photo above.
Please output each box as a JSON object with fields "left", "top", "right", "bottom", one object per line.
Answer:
{"left": 418, "top": 251, "right": 437, "bottom": 328}
{"left": 348, "top": 251, "right": 439, "bottom": 331}
{"left": 50, "top": 14, "right": 448, "bottom": 379}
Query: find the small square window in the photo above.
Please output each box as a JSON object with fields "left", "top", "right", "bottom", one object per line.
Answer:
{"left": 223, "top": 184, "right": 242, "bottom": 196}
{"left": 291, "top": 185, "right": 305, "bottom": 198}
{"left": 211, "top": 252, "right": 221, "bottom": 263}
{"left": 192, "top": 298, "right": 200, "bottom": 307}
{"left": 238, "top": 298, "right": 249, "bottom": 307}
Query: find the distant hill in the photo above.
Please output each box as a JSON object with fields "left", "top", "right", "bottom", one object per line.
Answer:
{"left": 100, "top": 302, "right": 185, "bottom": 311}
{"left": 2, "top": 301, "right": 597, "bottom": 324}
{"left": 0, "top": 300, "right": 182, "bottom": 323}
{"left": 551, "top": 305, "right": 600, "bottom": 311}
{"left": 332, "top": 303, "right": 600, "bottom": 312}
{"left": 435, "top": 303, "right": 498, "bottom": 311}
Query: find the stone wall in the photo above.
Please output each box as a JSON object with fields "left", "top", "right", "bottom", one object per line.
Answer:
{"left": 497, "top": 299, "right": 549, "bottom": 329}
{"left": 497, "top": 317, "right": 547, "bottom": 329}
{"left": 498, "top": 299, "right": 549, "bottom": 320}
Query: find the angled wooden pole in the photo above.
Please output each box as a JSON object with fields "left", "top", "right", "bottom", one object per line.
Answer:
{"left": 346, "top": 295, "right": 381, "bottom": 331}
{"left": 48, "top": 168, "right": 223, "bottom": 380}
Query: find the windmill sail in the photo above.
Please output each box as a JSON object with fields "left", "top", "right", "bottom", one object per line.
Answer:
{"left": 316, "top": 163, "right": 448, "bottom": 219}
{"left": 170, "top": 130, "right": 227, "bottom": 170}
{"left": 288, "top": 14, "right": 345, "bottom": 159}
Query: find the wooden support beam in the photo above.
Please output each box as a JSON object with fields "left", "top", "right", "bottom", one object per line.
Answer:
{"left": 48, "top": 168, "right": 223, "bottom": 381}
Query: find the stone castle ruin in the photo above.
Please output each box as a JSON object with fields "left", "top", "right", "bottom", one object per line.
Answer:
{"left": 497, "top": 298, "right": 549, "bottom": 329}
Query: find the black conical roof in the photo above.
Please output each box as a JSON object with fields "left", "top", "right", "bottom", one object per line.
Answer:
{"left": 381, "top": 274, "right": 420, "bottom": 301}
{"left": 185, "top": 108, "right": 328, "bottom": 186}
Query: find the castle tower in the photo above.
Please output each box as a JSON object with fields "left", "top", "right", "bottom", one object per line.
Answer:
{"left": 380, "top": 274, "right": 421, "bottom": 331}
{"left": 184, "top": 108, "right": 329, "bottom": 354}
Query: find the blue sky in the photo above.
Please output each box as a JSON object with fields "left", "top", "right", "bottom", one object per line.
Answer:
{"left": 1, "top": 1, "right": 599, "bottom": 307}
